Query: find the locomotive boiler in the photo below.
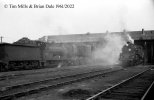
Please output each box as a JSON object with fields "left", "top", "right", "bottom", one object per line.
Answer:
{"left": 44, "top": 43, "right": 92, "bottom": 67}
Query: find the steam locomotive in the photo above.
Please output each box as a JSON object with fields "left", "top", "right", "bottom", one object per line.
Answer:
{"left": 119, "top": 42, "right": 144, "bottom": 67}
{"left": 0, "top": 42, "right": 92, "bottom": 72}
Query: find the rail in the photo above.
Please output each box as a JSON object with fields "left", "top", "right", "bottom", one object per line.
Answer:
{"left": 0, "top": 67, "right": 122, "bottom": 100}
{"left": 86, "top": 68, "right": 152, "bottom": 100}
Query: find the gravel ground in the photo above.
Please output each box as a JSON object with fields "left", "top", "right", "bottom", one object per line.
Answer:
{"left": 17, "top": 65, "right": 150, "bottom": 100}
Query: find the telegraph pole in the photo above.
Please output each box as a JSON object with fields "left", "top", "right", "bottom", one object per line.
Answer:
{"left": 0, "top": 36, "right": 3, "bottom": 43}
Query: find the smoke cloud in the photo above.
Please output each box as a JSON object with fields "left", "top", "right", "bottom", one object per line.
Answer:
{"left": 91, "top": 32, "right": 133, "bottom": 66}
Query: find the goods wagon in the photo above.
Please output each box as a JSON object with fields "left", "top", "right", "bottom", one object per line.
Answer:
{"left": 119, "top": 42, "right": 144, "bottom": 67}
{"left": 0, "top": 43, "right": 41, "bottom": 71}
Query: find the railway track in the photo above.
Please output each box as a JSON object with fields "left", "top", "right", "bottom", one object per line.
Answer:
{"left": 0, "top": 64, "right": 107, "bottom": 81}
{"left": 0, "top": 67, "right": 110, "bottom": 91}
{"left": 0, "top": 66, "right": 72, "bottom": 81}
{"left": 0, "top": 67, "right": 122, "bottom": 100}
{"left": 86, "top": 67, "right": 154, "bottom": 100}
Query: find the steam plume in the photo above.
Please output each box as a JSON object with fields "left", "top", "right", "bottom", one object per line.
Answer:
{"left": 91, "top": 32, "right": 134, "bottom": 66}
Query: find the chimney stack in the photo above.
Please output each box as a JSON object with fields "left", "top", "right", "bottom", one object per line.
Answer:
{"left": 106, "top": 30, "right": 109, "bottom": 34}
{"left": 142, "top": 28, "right": 145, "bottom": 35}
{"left": 123, "top": 29, "right": 126, "bottom": 34}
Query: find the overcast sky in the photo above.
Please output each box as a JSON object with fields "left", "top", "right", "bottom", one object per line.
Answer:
{"left": 0, "top": 0, "right": 154, "bottom": 43}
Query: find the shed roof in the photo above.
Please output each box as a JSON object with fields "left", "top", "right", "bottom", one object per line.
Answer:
{"left": 39, "top": 30, "right": 154, "bottom": 43}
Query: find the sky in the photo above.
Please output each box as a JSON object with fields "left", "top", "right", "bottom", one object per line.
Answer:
{"left": 0, "top": 0, "right": 154, "bottom": 43}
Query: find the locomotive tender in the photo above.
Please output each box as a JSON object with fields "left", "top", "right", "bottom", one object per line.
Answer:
{"left": 0, "top": 43, "right": 42, "bottom": 71}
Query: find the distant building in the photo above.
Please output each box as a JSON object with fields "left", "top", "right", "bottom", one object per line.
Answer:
{"left": 38, "top": 30, "right": 154, "bottom": 43}
{"left": 39, "top": 33, "right": 105, "bottom": 43}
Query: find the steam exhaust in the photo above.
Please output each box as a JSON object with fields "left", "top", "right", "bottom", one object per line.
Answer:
{"left": 91, "top": 30, "right": 134, "bottom": 66}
